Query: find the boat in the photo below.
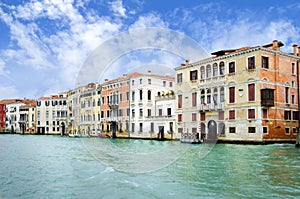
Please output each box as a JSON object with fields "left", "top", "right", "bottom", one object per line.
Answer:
{"left": 68, "top": 133, "right": 81, "bottom": 138}
{"left": 98, "top": 133, "right": 111, "bottom": 138}
{"left": 180, "top": 138, "right": 203, "bottom": 144}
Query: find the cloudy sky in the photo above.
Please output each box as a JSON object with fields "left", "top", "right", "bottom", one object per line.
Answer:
{"left": 0, "top": 0, "right": 300, "bottom": 99}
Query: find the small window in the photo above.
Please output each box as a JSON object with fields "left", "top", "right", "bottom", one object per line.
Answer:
{"left": 229, "top": 62, "right": 235, "bottom": 74}
{"left": 285, "top": 127, "right": 290, "bottom": 135}
{"left": 262, "top": 56, "right": 269, "bottom": 69}
{"left": 148, "top": 79, "right": 151, "bottom": 84}
{"left": 178, "top": 114, "right": 182, "bottom": 122}
{"left": 192, "top": 113, "right": 197, "bottom": 121}
{"left": 219, "top": 111, "right": 224, "bottom": 120}
{"left": 284, "top": 110, "right": 291, "bottom": 120}
{"left": 262, "top": 109, "right": 268, "bottom": 119}
{"left": 263, "top": 126, "right": 268, "bottom": 134}
{"left": 229, "top": 127, "right": 236, "bottom": 133}
{"left": 178, "top": 95, "right": 182, "bottom": 108}
{"left": 248, "top": 56, "right": 255, "bottom": 69}
{"left": 291, "top": 63, "right": 296, "bottom": 75}
{"left": 192, "top": 93, "right": 197, "bottom": 107}
{"left": 293, "top": 128, "right": 297, "bottom": 135}
{"left": 248, "top": 127, "right": 256, "bottom": 133}
{"left": 200, "top": 112, "right": 205, "bottom": 121}
{"left": 248, "top": 109, "right": 255, "bottom": 119}
{"left": 140, "top": 79, "right": 142, "bottom": 84}
{"left": 229, "top": 110, "right": 235, "bottom": 120}
{"left": 169, "top": 82, "right": 173, "bottom": 87}
{"left": 177, "top": 73, "right": 183, "bottom": 83}
{"left": 229, "top": 87, "right": 235, "bottom": 103}
{"left": 190, "top": 70, "right": 198, "bottom": 81}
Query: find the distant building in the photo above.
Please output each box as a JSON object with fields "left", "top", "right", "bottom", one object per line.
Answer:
{"left": 175, "top": 40, "right": 300, "bottom": 142}
{"left": 36, "top": 93, "right": 68, "bottom": 135}
{"left": 19, "top": 101, "right": 36, "bottom": 134}
{"left": 0, "top": 104, "right": 5, "bottom": 131}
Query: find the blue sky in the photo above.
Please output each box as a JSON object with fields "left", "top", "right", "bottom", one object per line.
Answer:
{"left": 0, "top": 0, "right": 300, "bottom": 99}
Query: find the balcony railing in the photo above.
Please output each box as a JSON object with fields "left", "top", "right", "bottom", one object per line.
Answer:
{"left": 199, "top": 103, "right": 224, "bottom": 111}
{"left": 144, "top": 115, "right": 175, "bottom": 121}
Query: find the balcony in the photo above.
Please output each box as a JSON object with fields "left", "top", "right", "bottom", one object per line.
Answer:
{"left": 145, "top": 115, "right": 175, "bottom": 121}
{"left": 199, "top": 103, "right": 224, "bottom": 111}
{"left": 261, "top": 88, "right": 274, "bottom": 107}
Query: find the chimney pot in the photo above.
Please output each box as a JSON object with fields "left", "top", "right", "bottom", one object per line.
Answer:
{"left": 273, "top": 40, "right": 279, "bottom": 50}
{"left": 293, "top": 44, "right": 298, "bottom": 56}
{"left": 186, "top": 59, "right": 189, "bottom": 65}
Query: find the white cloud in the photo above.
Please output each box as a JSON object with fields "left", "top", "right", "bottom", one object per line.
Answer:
{"left": 0, "top": 85, "right": 19, "bottom": 99}
{"left": 129, "top": 13, "right": 167, "bottom": 29}
{"left": 109, "top": 0, "right": 126, "bottom": 17}
{"left": 0, "top": 59, "right": 5, "bottom": 75}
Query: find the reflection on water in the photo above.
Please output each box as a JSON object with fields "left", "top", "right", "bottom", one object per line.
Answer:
{"left": 0, "top": 135, "right": 300, "bottom": 199}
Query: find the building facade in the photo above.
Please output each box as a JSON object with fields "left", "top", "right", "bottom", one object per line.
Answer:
{"left": 175, "top": 40, "right": 300, "bottom": 142}
{"left": 36, "top": 93, "right": 68, "bottom": 135}
{"left": 19, "top": 101, "right": 36, "bottom": 134}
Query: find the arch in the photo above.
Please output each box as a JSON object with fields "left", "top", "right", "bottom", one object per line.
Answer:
{"left": 219, "top": 61, "right": 225, "bottom": 75}
{"left": 208, "top": 120, "right": 217, "bottom": 139}
{"left": 218, "top": 122, "right": 225, "bottom": 136}
{"left": 213, "top": 63, "right": 218, "bottom": 77}
{"left": 200, "top": 66, "right": 205, "bottom": 79}
{"left": 220, "top": 87, "right": 225, "bottom": 102}
{"left": 200, "top": 89, "right": 205, "bottom": 104}
{"left": 207, "top": 89, "right": 211, "bottom": 104}
{"left": 206, "top": 64, "right": 211, "bottom": 78}
{"left": 213, "top": 88, "right": 218, "bottom": 105}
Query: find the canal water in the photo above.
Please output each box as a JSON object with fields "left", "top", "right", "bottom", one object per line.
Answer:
{"left": 0, "top": 135, "right": 300, "bottom": 199}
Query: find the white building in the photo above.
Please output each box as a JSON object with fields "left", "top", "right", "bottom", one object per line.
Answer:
{"left": 5, "top": 100, "right": 26, "bottom": 133}
{"left": 129, "top": 72, "right": 175, "bottom": 139}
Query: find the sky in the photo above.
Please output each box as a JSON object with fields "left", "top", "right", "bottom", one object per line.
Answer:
{"left": 0, "top": 0, "right": 300, "bottom": 99}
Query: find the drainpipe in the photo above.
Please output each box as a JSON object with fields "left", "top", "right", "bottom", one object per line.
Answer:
{"left": 296, "top": 60, "right": 300, "bottom": 147}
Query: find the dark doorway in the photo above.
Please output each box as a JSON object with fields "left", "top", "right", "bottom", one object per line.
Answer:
{"left": 158, "top": 126, "right": 164, "bottom": 140}
{"left": 112, "top": 121, "right": 117, "bottom": 138}
{"left": 208, "top": 120, "right": 217, "bottom": 139}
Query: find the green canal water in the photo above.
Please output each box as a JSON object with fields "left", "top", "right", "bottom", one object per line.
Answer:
{"left": 0, "top": 135, "right": 300, "bottom": 199}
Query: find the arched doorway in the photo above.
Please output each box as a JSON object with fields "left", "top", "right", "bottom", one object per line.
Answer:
{"left": 201, "top": 122, "right": 206, "bottom": 140}
{"left": 61, "top": 122, "right": 65, "bottom": 136}
{"left": 208, "top": 120, "right": 217, "bottom": 139}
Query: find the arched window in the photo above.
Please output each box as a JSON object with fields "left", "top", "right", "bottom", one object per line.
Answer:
{"left": 219, "top": 62, "right": 225, "bottom": 75}
{"left": 213, "top": 63, "right": 218, "bottom": 77}
{"left": 213, "top": 88, "right": 218, "bottom": 105}
{"left": 200, "top": 90, "right": 205, "bottom": 104}
{"left": 206, "top": 64, "right": 211, "bottom": 78}
{"left": 220, "top": 87, "right": 225, "bottom": 102}
{"left": 207, "top": 89, "right": 211, "bottom": 104}
{"left": 200, "top": 66, "right": 205, "bottom": 79}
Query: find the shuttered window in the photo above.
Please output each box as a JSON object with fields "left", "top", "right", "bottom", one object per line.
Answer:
{"left": 248, "top": 109, "right": 255, "bottom": 119}
{"left": 248, "top": 83, "right": 255, "bottom": 101}
{"left": 229, "top": 87, "right": 235, "bottom": 103}
{"left": 178, "top": 95, "right": 182, "bottom": 108}
{"left": 229, "top": 110, "right": 235, "bottom": 119}
{"left": 192, "top": 93, "right": 197, "bottom": 107}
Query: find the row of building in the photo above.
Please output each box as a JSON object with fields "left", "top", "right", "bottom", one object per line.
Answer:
{"left": 1, "top": 40, "right": 300, "bottom": 142}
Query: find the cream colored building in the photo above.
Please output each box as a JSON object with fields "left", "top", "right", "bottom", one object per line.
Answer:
{"left": 19, "top": 101, "right": 36, "bottom": 134}
{"left": 36, "top": 93, "right": 68, "bottom": 135}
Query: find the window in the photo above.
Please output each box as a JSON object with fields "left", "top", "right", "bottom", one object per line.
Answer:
{"left": 292, "top": 63, "right": 296, "bottom": 75}
{"left": 158, "top": 109, "right": 162, "bottom": 116}
{"left": 263, "top": 127, "right": 268, "bottom": 134}
{"left": 284, "top": 110, "right": 291, "bottom": 120}
{"left": 148, "top": 79, "right": 151, "bottom": 84}
{"left": 262, "top": 109, "right": 268, "bottom": 119}
{"left": 213, "top": 63, "right": 218, "bottom": 77}
{"left": 248, "top": 83, "right": 255, "bottom": 101}
{"left": 178, "top": 114, "right": 182, "bottom": 122}
{"left": 229, "top": 110, "right": 235, "bottom": 120}
{"left": 147, "top": 90, "right": 151, "bottom": 100}
{"left": 213, "top": 88, "right": 218, "bottom": 105}
{"left": 200, "top": 66, "right": 205, "bottom": 79}
{"left": 206, "top": 65, "right": 211, "bottom": 78}
{"left": 131, "top": 123, "right": 135, "bottom": 132}
{"left": 219, "top": 111, "right": 224, "bottom": 120}
{"left": 192, "top": 92, "right": 197, "bottom": 107}
{"left": 119, "top": 93, "right": 122, "bottom": 102}
{"left": 178, "top": 128, "right": 183, "bottom": 134}
{"left": 219, "top": 62, "right": 225, "bottom": 75}
{"left": 200, "top": 90, "right": 205, "bottom": 104}
{"left": 262, "top": 56, "right": 269, "bottom": 69}
{"left": 220, "top": 87, "right": 225, "bottom": 102}
{"left": 207, "top": 89, "right": 211, "bottom": 104}
{"left": 192, "top": 128, "right": 197, "bottom": 133}
{"left": 248, "top": 109, "right": 255, "bottom": 119}
{"left": 167, "top": 108, "right": 171, "bottom": 116}
{"left": 163, "top": 81, "right": 166, "bottom": 87}
{"left": 190, "top": 70, "right": 198, "bottom": 81}
{"left": 293, "top": 111, "right": 299, "bottom": 120}
{"left": 132, "top": 91, "right": 135, "bottom": 101}
{"left": 147, "top": 109, "right": 151, "bottom": 117}
{"left": 229, "top": 62, "right": 235, "bottom": 73}
{"left": 132, "top": 109, "right": 135, "bottom": 118}
{"left": 132, "top": 80, "right": 134, "bottom": 86}
{"left": 127, "top": 108, "right": 130, "bottom": 116}
{"left": 177, "top": 73, "right": 183, "bottom": 83}
{"left": 200, "top": 112, "right": 205, "bottom": 121}
{"left": 292, "top": 94, "right": 295, "bottom": 104}
{"left": 139, "top": 109, "right": 143, "bottom": 117}
{"left": 169, "top": 82, "right": 173, "bottom": 87}
{"left": 53, "top": 127, "right": 55, "bottom": 132}
{"left": 229, "top": 87, "right": 235, "bottom": 103}
{"left": 229, "top": 127, "right": 236, "bottom": 133}
{"left": 248, "top": 56, "right": 255, "bottom": 69}
{"left": 139, "top": 123, "right": 143, "bottom": 132}
{"left": 140, "top": 79, "right": 142, "bottom": 84}
{"left": 126, "top": 92, "right": 129, "bottom": 101}
{"left": 285, "top": 128, "right": 290, "bottom": 135}
{"left": 293, "top": 128, "right": 297, "bottom": 135}
{"left": 248, "top": 127, "right": 256, "bottom": 133}
{"left": 139, "top": 90, "right": 143, "bottom": 100}
{"left": 178, "top": 95, "right": 182, "bottom": 108}
{"left": 150, "top": 123, "right": 154, "bottom": 132}
{"left": 192, "top": 113, "right": 197, "bottom": 121}
{"left": 285, "top": 87, "right": 289, "bottom": 103}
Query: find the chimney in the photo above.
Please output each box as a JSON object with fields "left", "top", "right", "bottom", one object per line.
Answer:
{"left": 186, "top": 59, "right": 189, "bottom": 65}
{"left": 293, "top": 44, "right": 298, "bottom": 56}
{"left": 273, "top": 40, "right": 279, "bottom": 51}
